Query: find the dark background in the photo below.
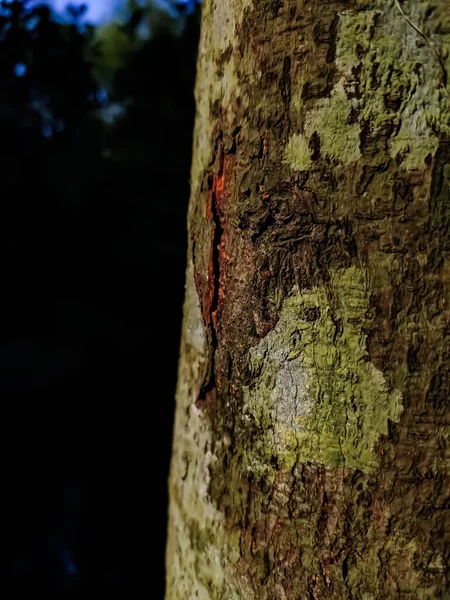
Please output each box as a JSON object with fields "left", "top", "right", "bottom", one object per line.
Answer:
{"left": 2, "top": 0, "right": 200, "bottom": 592}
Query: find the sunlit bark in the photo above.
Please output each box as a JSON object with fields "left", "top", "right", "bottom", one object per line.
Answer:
{"left": 166, "top": 1, "right": 450, "bottom": 598}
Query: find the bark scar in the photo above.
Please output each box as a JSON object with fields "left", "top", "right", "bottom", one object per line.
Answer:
{"left": 197, "top": 148, "right": 230, "bottom": 408}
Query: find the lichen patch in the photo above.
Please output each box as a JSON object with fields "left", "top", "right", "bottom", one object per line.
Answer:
{"left": 243, "top": 265, "right": 404, "bottom": 474}
{"left": 305, "top": 80, "right": 361, "bottom": 164}
{"left": 334, "top": 3, "right": 449, "bottom": 169}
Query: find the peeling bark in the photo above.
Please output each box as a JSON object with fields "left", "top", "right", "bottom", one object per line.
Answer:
{"left": 166, "top": 1, "right": 450, "bottom": 598}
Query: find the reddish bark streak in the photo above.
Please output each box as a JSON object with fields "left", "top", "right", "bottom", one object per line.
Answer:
{"left": 203, "top": 154, "right": 230, "bottom": 328}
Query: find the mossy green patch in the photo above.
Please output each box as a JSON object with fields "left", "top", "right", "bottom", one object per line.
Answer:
{"left": 336, "top": 10, "right": 381, "bottom": 76}
{"left": 284, "top": 133, "right": 312, "bottom": 171}
{"left": 243, "top": 265, "right": 403, "bottom": 474}
{"left": 305, "top": 81, "right": 361, "bottom": 164}
{"left": 286, "top": 80, "right": 361, "bottom": 168}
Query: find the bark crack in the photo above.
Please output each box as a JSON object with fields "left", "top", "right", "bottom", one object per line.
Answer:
{"left": 198, "top": 147, "right": 226, "bottom": 405}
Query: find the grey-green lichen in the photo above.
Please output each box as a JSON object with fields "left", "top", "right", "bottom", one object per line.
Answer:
{"left": 335, "top": 3, "right": 449, "bottom": 169}
{"left": 286, "top": 2, "right": 449, "bottom": 171}
{"left": 243, "top": 265, "right": 403, "bottom": 474}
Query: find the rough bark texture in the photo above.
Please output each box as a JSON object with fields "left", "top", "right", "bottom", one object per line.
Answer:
{"left": 166, "top": 1, "right": 450, "bottom": 598}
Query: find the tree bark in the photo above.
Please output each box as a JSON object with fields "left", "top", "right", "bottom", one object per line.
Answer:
{"left": 166, "top": 1, "right": 450, "bottom": 598}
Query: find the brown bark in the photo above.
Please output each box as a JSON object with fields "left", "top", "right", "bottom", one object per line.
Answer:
{"left": 166, "top": 1, "right": 450, "bottom": 598}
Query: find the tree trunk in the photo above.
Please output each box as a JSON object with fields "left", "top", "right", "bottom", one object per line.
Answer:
{"left": 166, "top": 1, "right": 450, "bottom": 598}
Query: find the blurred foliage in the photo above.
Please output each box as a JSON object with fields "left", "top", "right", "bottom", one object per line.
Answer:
{"left": 92, "top": 21, "right": 133, "bottom": 73}
{"left": 0, "top": 0, "right": 98, "bottom": 140}
{"left": 2, "top": 0, "right": 201, "bottom": 592}
{"left": 91, "top": 0, "right": 200, "bottom": 80}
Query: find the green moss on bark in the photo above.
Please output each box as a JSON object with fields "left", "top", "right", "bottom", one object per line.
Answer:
{"left": 284, "top": 133, "right": 312, "bottom": 171}
{"left": 306, "top": 82, "right": 361, "bottom": 164}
